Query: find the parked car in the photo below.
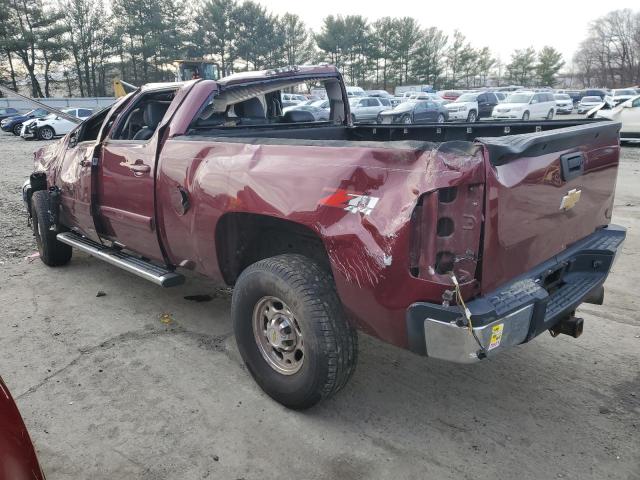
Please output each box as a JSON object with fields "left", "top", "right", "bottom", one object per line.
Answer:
{"left": 345, "top": 86, "right": 366, "bottom": 97}
{"left": 366, "top": 90, "right": 394, "bottom": 98}
{"left": 437, "top": 90, "right": 463, "bottom": 101}
{"left": 281, "top": 93, "right": 307, "bottom": 108}
{"left": 349, "top": 96, "right": 390, "bottom": 123}
{"left": 282, "top": 104, "right": 330, "bottom": 121}
{"left": 609, "top": 88, "right": 637, "bottom": 106}
{"left": 594, "top": 95, "right": 640, "bottom": 142}
{"left": 490, "top": 92, "right": 507, "bottom": 103}
{"left": 0, "top": 376, "right": 46, "bottom": 479}
{"left": 0, "top": 108, "right": 49, "bottom": 135}
{"left": 377, "top": 99, "right": 448, "bottom": 124}
{"left": 554, "top": 93, "right": 574, "bottom": 114}
{"left": 581, "top": 89, "right": 608, "bottom": 101}
{"left": 563, "top": 90, "right": 583, "bottom": 105}
{"left": 0, "top": 107, "right": 19, "bottom": 122}
{"left": 22, "top": 65, "right": 625, "bottom": 410}
{"left": 492, "top": 91, "right": 556, "bottom": 120}
{"left": 578, "top": 96, "right": 604, "bottom": 114}
{"left": 22, "top": 108, "right": 94, "bottom": 140}
{"left": 445, "top": 91, "right": 499, "bottom": 122}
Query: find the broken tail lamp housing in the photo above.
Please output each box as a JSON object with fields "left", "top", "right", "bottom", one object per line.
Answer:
{"left": 409, "top": 184, "right": 484, "bottom": 287}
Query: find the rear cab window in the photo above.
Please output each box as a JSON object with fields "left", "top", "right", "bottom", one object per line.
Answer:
{"left": 189, "top": 75, "right": 345, "bottom": 132}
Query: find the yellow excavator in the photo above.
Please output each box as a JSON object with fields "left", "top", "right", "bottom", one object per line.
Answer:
{"left": 112, "top": 60, "right": 221, "bottom": 98}
{"left": 113, "top": 79, "right": 138, "bottom": 98}
{"left": 174, "top": 60, "right": 221, "bottom": 82}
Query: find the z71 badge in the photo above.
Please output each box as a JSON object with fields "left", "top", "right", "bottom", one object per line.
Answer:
{"left": 319, "top": 189, "right": 379, "bottom": 215}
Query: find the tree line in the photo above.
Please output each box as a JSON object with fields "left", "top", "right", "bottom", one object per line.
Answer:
{"left": 5, "top": 0, "right": 620, "bottom": 98}
{"left": 573, "top": 9, "right": 640, "bottom": 88}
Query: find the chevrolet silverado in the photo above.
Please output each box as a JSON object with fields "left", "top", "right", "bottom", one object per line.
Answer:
{"left": 22, "top": 65, "right": 626, "bottom": 409}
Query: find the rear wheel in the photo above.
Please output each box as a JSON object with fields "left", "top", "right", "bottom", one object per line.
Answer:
{"left": 546, "top": 109, "right": 554, "bottom": 120}
{"left": 467, "top": 110, "right": 477, "bottom": 122}
{"left": 31, "top": 190, "right": 72, "bottom": 266}
{"left": 436, "top": 113, "right": 445, "bottom": 123}
{"left": 402, "top": 115, "right": 412, "bottom": 124}
{"left": 232, "top": 254, "right": 358, "bottom": 409}
{"left": 38, "top": 126, "right": 54, "bottom": 140}
{"left": 522, "top": 111, "right": 530, "bottom": 121}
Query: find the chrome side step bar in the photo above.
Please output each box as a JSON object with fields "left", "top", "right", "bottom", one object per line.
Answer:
{"left": 56, "top": 232, "right": 185, "bottom": 287}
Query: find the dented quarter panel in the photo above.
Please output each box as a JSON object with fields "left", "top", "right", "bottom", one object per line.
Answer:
{"left": 156, "top": 137, "right": 485, "bottom": 348}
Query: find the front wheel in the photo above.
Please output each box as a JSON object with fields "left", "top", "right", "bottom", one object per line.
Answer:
{"left": 402, "top": 115, "right": 412, "bottom": 124}
{"left": 13, "top": 123, "right": 22, "bottom": 136}
{"left": 436, "top": 113, "right": 445, "bottom": 123}
{"left": 38, "top": 126, "right": 54, "bottom": 140}
{"left": 522, "top": 111, "right": 530, "bottom": 121}
{"left": 467, "top": 110, "right": 477, "bottom": 122}
{"left": 232, "top": 254, "right": 358, "bottom": 410}
{"left": 546, "top": 109, "right": 554, "bottom": 120}
{"left": 31, "top": 190, "right": 72, "bottom": 266}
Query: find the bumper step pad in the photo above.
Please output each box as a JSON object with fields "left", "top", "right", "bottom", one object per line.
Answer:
{"left": 56, "top": 232, "right": 184, "bottom": 287}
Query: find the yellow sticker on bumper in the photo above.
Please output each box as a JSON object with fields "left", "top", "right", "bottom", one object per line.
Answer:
{"left": 489, "top": 323, "right": 504, "bottom": 350}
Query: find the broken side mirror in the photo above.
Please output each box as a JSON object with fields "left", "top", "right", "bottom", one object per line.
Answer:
{"left": 68, "top": 131, "right": 78, "bottom": 148}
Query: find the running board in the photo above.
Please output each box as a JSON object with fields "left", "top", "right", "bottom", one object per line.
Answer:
{"left": 56, "top": 232, "right": 184, "bottom": 287}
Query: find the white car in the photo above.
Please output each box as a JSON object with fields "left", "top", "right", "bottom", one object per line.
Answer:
{"left": 594, "top": 95, "right": 640, "bottom": 142}
{"left": 609, "top": 88, "right": 637, "bottom": 106}
{"left": 345, "top": 86, "right": 366, "bottom": 97}
{"left": 446, "top": 91, "right": 500, "bottom": 122}
{"left": 492, "top": 91, "right": 556, "bottom": 120}
{"left": 554, "top": 94, "right": 574, "bottom": 114}
{"left": 21, "top": 108, "right": 93, "bottom": 140}
{"left": 577, "top": 96, "right": 604, "bottom": 114}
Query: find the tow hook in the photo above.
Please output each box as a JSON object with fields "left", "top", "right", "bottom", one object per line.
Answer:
{"left": 550, "top": 313, "right": 584, "bottom": 338}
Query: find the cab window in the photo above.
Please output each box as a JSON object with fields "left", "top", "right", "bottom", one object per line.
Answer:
{"left": 111, "top": 89, "right": 176, "bottom": 141}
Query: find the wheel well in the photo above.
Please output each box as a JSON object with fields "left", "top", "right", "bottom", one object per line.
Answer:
{"left": 215, "top": 213, "right": 331, "bottom": 285}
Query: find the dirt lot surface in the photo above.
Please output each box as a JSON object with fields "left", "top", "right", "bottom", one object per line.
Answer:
{"left": 1, "top": 132, "right": 639, "bottom": 480}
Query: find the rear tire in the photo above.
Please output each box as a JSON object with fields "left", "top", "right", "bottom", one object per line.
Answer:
{"left": 467, "top": 110, "right": 477, "bottom": 122}
{"left": 31, "top": 190, "right": 72, "bottom": 266}
{"left": 232, "top": 254, "right": 358, "bottom": 410}
{"left": 436, "top": 113, "right": 445, "bottom": 123}
{"left": 546, "top": 109, "right": 554, "bottom": 120}
{"left": 522, "top": 111, "right": 530, "bottom": 121}
{"left": 402, "top": 115, "right": 412, "bottom": 124}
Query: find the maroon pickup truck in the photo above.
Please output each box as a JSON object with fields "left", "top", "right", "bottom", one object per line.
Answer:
{"left": 23, "top": 66, "right": 625, "bottom": 409}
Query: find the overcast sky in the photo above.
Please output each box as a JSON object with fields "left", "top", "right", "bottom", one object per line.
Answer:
{"left": 257, "top": 0, "right": 634, "bottom": 64}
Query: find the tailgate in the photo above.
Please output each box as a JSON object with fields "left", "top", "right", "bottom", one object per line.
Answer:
{"left": 478, "top": 122, "right": 621, "bottom": 293}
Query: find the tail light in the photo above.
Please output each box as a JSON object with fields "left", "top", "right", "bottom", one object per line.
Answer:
{"left": 409, "top": 184, "right": 484, "bottom": 291}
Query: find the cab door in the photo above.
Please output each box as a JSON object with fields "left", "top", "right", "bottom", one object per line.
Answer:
{"left": 95, "top": 86, "right": 189, "bottom": 262}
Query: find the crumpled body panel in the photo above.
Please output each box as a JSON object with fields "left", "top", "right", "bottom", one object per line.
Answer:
{"left": 157, "top": 137, "right": 485, "bottom": 348}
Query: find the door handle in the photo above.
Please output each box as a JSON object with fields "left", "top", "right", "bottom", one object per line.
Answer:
{"left": 129, "top": 163, "right": 151, "bottom": 173}
{"left": 120, "top": 160, "right": 151, "bottom": 174}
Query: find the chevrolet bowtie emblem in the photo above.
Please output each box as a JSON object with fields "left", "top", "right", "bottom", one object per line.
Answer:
{"left": 560, "top": 188, "right": 582, "bottom": 211}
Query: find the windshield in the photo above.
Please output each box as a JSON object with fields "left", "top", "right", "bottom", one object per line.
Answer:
{"left": 456, "top": 93, "right": 478, "bottom": 102}
{"left": 554, "top": 94, "right": 570, "bottom": 100}
{"left": 506, "top": 93, "right": 532, "bottom": 104}
{"left": 582, "top": 96, "right": 601, "bottom": 102}
{"left": 615, "top": 89, "right": 636, "bottom": 96}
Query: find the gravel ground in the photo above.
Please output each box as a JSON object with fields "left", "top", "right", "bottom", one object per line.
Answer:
{"left": 0, "top": 130, "right": 639, "bottom": 480}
